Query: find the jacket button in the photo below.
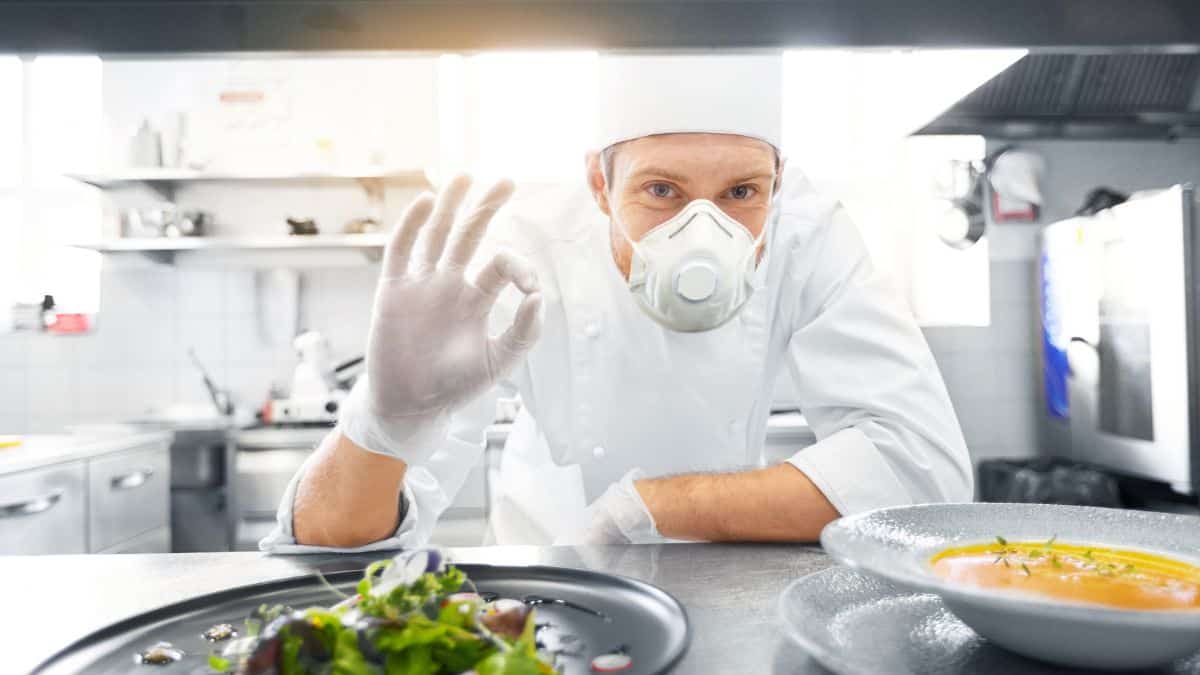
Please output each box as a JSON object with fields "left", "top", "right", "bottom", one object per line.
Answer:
{"left": 584, "top": 321, "right": 601, "bottom": 338}
{"left": 592, "top": 445, "right": 606, "bottom": 459}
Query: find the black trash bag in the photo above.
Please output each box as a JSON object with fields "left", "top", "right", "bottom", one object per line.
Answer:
{"left": 977, "top": 458, "right": 1123, "bottom": 508}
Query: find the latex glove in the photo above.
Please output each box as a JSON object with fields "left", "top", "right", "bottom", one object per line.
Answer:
{"left": 575, "top": 469, "right": 661, "bottom": 545}
{"left": 339, "top": 175, "right": 543, "bottom": 464}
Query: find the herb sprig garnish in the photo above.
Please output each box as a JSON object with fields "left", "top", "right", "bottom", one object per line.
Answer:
{"left": 991, "top": 535, "right": 1062, "bottom": 578}
{"left": 989, "top": 536, "right": 1146, "bottom": 581}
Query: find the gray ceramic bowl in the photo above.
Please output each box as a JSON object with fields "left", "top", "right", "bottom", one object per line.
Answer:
{"left": 820, "top": 503, "right": 1200, "bottom": 671}
{"left": 777, "top": 566, "right": 1200, "bottom": 675}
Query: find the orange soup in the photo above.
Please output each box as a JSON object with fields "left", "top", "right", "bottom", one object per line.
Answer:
{"left": 929, "top": 537, "right": 1200, "bottom": 611}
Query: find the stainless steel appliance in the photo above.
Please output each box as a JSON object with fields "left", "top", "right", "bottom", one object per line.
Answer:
{"left": 229, "top": 425, "right": 330, "bottom": 550}
{"left": 1041, "top": 184, "right": 1199, "bottom": 501}
{"left": 167, "top": 426, "right": 230, "bottom": 553}
{"left": 260, "top": 333, "right": 360, "bottom": 426}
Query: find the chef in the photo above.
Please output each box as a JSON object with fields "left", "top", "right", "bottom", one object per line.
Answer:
{"left": 262, "top": 53, "right": 972, "bottom": 551}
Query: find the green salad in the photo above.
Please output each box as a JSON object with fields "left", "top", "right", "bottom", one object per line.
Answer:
{"left": 206, "top": 550, "right": 557, "bottom": 675}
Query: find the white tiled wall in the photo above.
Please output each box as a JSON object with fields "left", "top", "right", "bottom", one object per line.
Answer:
{"left": 923, "top": 260, "right": 1040, "bottom": 464}
{"left": 0, "top": 262, "right": 377, "bottom": 433}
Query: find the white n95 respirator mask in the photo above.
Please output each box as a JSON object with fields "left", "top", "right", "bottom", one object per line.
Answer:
{"left": 621, "top": 199, "right": 762, "bottom": 333}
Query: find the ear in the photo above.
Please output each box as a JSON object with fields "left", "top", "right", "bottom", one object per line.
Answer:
{"left": 773, "top": 156, "right": 787, "bottom": 197}
{"left": 585, "top": 150, "right": 612, "bottom": 217}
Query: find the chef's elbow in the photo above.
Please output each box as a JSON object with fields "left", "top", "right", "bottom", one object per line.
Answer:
{"left": 291, "top": 474, "right": 405, "bottom": 549}
{"left": 294, "top": 491, "right": 408, "bottom": 548}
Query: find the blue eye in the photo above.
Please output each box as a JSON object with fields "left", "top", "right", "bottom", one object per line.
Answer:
{"left": 728, "top": 185, "right": 755, "bottom": 200}
{"left": 648, "top": 183, "right": 676, "bottom": 199}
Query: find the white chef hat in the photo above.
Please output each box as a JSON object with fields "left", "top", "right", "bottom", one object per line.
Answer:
{"left": 594, "top": 52, "right": 783, "bottom": 152}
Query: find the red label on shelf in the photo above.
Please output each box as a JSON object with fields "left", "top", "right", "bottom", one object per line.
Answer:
{"left": 48, "top": 313, "right": 91, "bottom": 334}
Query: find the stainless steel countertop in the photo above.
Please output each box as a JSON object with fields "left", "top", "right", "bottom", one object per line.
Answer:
{"left": 0, "top": 429, "right": 173, "bottom": 476}
{"left": 4, "top": 543, "right": 832, "bottom": 674}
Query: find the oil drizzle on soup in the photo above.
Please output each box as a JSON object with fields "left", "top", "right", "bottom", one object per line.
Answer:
{"left": 930, "top": 537, "right": 1200, "bottom": 611}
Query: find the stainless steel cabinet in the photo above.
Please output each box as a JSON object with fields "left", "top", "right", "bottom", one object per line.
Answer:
{"left": 0, "top": 438, "right": 172, "bottom": 555}
{"left": 88, "top": 444, "right": 170, "bottom": 552}
{"left": 231, "top": 427, "right": 326, "bottom": 550}
{"left": 0, "top": 462, "right": 88, "bottom": 554}
{"left": 233, "top": 447, "right": 310, "bottom": 517}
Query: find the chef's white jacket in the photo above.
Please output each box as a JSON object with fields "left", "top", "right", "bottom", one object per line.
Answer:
{"left": 261, "top": 169, "right": 972, "bottom": 552}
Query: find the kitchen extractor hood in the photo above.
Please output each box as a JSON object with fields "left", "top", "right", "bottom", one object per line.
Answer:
{"left": 915, "top": 52, "right": 1200, "bottom": 140}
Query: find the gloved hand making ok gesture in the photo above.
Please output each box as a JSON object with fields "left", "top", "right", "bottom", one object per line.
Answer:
{"left": 339, "top": 175, "right": 544, "bottom": 465}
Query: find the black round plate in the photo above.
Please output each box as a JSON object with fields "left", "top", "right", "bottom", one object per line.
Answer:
{"left": 34, "top": 563, "right": 689, "bottom": 675}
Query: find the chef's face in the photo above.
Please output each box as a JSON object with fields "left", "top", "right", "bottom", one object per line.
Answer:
{"left": 586, "top": 132, "right": 781, "bottom": 279}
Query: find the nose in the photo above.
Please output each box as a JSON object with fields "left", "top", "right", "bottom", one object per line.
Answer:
{"left": 675, "top": 261, "right": 718, "bottom": 301}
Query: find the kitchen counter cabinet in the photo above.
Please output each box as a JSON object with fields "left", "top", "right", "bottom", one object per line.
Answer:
{"left": 86, "top": 442, "right": 171, "bottom": 552}
{"left": 0, "top": 462, "right": 88, "bottom": 555}
{"left": 0, "top": 431, "right": 172, "bottom": 555}
{"left": 4, "top": 543, "right": 832, "bottom": 674}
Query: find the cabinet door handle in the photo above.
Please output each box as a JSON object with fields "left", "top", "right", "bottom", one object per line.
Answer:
{"left": 0, "top": 490, "right": 63, "bottom": 518}
{"left": 111, "top": 468, "right": 153, "bottom": 491}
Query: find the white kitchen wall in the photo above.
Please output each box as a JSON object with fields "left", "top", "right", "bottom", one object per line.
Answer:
{"left": 923, "top": 260, "right": 1039, "bottom": 465}
{"left": 0, "top": 54, "right": 440, "bottom": 434}
{"left": 923, "top": 138, "right": 1200, "bottom": 468}
{"left": 0, "top": 261, "right": 379, "bottom": 433}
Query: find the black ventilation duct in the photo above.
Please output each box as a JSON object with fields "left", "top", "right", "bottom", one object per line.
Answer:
{"left": 916, "top": 52, "right": 1200, "bottom": 140}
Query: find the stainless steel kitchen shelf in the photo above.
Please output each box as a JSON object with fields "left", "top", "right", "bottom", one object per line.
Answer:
{"left": 69, "top": 234, "right": 387, "bottom": 265}
{"left": 65, "top": 168, "right": 430, "bottom": 200}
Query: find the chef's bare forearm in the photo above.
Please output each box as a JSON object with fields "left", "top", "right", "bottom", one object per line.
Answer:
{"left": 292, "top": 431, "right": 408, "bottom": 548}
{"left": 634, "top": 463, "right": 840, "bottom": 542}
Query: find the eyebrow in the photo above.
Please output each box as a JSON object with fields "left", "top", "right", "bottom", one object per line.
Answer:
{"left": 628, "top": 166, "right": 692, "bottom": 184}
{"left": 628, "top": 168, "right": 775, "bottom": 185}
{"left": 728, "top": 172, "right": 776, "bottom": 185}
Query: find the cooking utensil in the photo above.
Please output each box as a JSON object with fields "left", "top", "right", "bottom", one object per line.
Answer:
{"left": 33, "top": 562, "right": 690, "bottom": 675}
{"left": 820, "top": 503, "right": 1200, "bottom": 670}
{"left": 121, "top": 205, "right": 211, "bottom": 238}
{"left": 286, "top": 216, "right": 319, "bottom": 235}
{"left": 187, "top": 348, "right": 232, "bottom": 416}
{"left": 165, "top": 210, "right": 211, "bottom": 237}
{"left": 332, "top": 354, "right": 364, "bottom": 388}
{"left": 342, "top": 216, "right": 381, "bottom": 234}
{"left": 778, "top": 565, "right": 1200, "bottom": 675}
{"left": 121, "top": 204, "right": 175, "bottom": 238}
{"left": 130, "top": 119, "right": 162, "bottom": 168}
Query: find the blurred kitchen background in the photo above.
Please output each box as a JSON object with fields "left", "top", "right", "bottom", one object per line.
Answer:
{"left": 2, "top": 45, "right": 1199, "bottom": 554}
